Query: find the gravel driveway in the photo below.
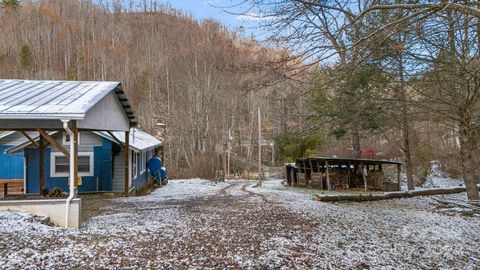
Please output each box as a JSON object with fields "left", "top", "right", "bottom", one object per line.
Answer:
{"left": 1, "top": 179, "right": 479, "bottom": 269}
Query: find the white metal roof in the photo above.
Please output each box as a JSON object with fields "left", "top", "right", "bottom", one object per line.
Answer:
{"left": 95, "top": 128, "right": 162, "bottom": 152}
{"left": 0, "top": 79, "right": 137, "bottom": 125}
{"left": 0, "top": 131, "right": 15, "bottom": 140}
{"left": 4, "top": 131, "right": 59, "bottom": 154}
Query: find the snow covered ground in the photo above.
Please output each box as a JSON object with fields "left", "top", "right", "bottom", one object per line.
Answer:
{"left": 1, "top": 179, "right": 479, "bottom": 269}
{"left": 400, "top": 161, "right": 465, "bottom": 191}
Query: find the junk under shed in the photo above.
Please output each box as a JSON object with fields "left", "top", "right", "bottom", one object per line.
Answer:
{"left": 286, "top": 157, "right": 402, "bottom": 192}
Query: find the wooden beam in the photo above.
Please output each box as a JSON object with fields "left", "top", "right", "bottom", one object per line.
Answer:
{"left": 397, "top": 163, "right": 401, "bottom": 191}
{"left": 319, "top": 164, "right": 323, "bottom": 190}
{"left": 316, "top": 185, "right": 480, "bottom": 202}
{"left": 36, "top": 129, "right": 69, "bottom": 159}
{"left": 107, "top": 131, "right": 123, "bottom": 146}
{"left": 124, "top": 131, "right": 130, "bottom": 196}
{"left": 20, "top": 131, "right": 39, "bottom": 148}
{"left": 326, "top": 161, "right": 331, "bottom": 191}
{"left": 362, "top": 163, "right": 368, "bottom": 192}
{"left": 347, "top": 163, "right": 351, "bottom": 187}
{"left": 39, "top": 134, "right": 45, "bottom": 194}
{"left": 308, "top": 159, "right": 314, "bottom": 187}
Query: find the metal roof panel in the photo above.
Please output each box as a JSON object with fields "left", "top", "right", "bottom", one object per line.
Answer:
{"left": 0, "top": 80, "right": 136, "bottom": 125}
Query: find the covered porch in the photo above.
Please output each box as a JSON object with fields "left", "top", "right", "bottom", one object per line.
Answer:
{"left": 0, "top": 80, "right": 137, "bottom": 227}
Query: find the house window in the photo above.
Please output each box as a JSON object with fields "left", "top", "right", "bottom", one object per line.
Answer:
{"left": 132, "top": 152, "right": 138, "bottom": 178}
{"left": 63, "top": 132, "right": 80, "bottom": 145}
{"left": 50, "top": 152, "right": 93, "bottom": 177}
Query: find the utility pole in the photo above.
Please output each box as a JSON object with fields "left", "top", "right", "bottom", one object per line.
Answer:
{"left": 227, "top": 128, "right": 232, "bottom": 179}
{"left": 258, "top": 106, "right": 262, "bottom": 186}
{"left": 271, "top": 142, "right": 275, "bottom": 166}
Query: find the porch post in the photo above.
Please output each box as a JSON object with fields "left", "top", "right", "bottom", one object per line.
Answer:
{"left": 73, "top": 121, "right": 79, "bottom": 188}
{"left": 326, "top": 161, "right": 331, "bottom": 191}
{"left": 362, "top": 162, "right": 368, "bottom": 192}
{"left": 124, "top": 130, "right": 130, "bottom": 196}
{"left": 397, "top": 163, "right": 401, "bottom": 191}
{"left": 39, "top": 134, "right": 45, "bottom": 195}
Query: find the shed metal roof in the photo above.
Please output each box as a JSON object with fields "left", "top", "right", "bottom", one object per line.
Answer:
{"left": 297, "top": 157, "right": 402, "bottom": 166}
{"left": 0, "top": 79, "right": 137, "bottom": 125}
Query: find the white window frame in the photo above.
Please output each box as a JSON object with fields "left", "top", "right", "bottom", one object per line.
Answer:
{"left": 132, "top": 151, "right": 138, "bottom": 178}
{"left": 50, "top": 152, "right": 94, "bottom": 177}
{"left": 63, "top": 132, "right": 80, "bottom": 145}
{"left": 140, "top": 152, "right": 146, "bottom": 174}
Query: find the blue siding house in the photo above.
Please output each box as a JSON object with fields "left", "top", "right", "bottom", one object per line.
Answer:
{"left": 4, "top": 128, "right": 161, "bottom": 194}
{"left": 0, "top": 132, "right": 26, "bottom": 181}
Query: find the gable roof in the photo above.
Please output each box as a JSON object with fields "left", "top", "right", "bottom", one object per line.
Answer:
{"left": 0, "top": 79, "right": 137, "bottom": 126}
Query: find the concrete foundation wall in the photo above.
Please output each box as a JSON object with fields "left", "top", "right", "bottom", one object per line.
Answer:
{"left": 0, "top": 198, "right": 81, "bottom": 228}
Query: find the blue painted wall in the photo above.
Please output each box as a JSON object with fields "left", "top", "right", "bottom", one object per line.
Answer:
{"left": 25, "top": 139, "right": 114, "bottom": 193}
{"left": 0, "top": 146, "right": 24, "bottom": 179}
{"left": 23, "top": 137, "right": 154, "bottom": 194}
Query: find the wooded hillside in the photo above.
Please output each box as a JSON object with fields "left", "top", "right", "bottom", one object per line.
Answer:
{"left": 0, "top": 0, "right": 306, "bottom": 177}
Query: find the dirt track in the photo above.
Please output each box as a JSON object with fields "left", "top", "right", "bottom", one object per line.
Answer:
{"left": 1, "top": 179, "right": 480, "bottom": 269}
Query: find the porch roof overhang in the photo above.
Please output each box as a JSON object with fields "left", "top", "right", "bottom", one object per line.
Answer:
{"left": 4, "top": 131, "right": 59, "bottom": 154}
{"left": 0, "top": 79, "right": 137, "bottom": 131}
{"left": 94, "top": 128, "right": 162, "bottom": 152}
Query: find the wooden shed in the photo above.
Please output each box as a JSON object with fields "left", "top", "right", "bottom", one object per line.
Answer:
{"left": 286, "top": 157, "right": 402, "bottom": 192}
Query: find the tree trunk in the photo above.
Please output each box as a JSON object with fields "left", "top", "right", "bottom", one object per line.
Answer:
{"left": 402, "top": 122, "right": 415, "bottom": 190}
{"left": 459, "top": 117, "right": 480, "bottom": 201}
{"left": 397, "top": 30, "right": 415, "bottom": 190}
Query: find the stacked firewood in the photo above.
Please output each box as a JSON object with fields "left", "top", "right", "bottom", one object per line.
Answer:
{"left": 367, "top": 171, "right": 387, "bottom": 187}
{"left": 45, "top": 188, "right": 66, "bottom": 198}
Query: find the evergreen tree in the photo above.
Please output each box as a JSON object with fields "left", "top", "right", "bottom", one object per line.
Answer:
{"left": 1, "top": 0, "right": 21, "bottom": 9}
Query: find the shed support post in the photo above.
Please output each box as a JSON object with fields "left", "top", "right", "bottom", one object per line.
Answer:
{"left": 397, "top": 164, "right": 401, "bottom": 191}
{"left": 319, "top": 165, "right": 323, "bottom": 190}
{"left": 326, "top": 161, "right": 331, "bottom": 191}
{"left": 124, "top": 131, "right": 130, "bottom": 196}
{"left": 362, "top": 162, "right": 368, "bottom": 192}
{"left": 39, "top": 134, "right": 45, "bottom": 195}
{"left": 309, "top": 159, "right": 314, "bottom": 187}
{"left": 347, "top": 163, "right": 351, "bottom": 188}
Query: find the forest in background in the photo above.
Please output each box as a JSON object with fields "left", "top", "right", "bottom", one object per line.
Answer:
{"left": 0, "top": 0, "right": 309, "bottom": 178}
